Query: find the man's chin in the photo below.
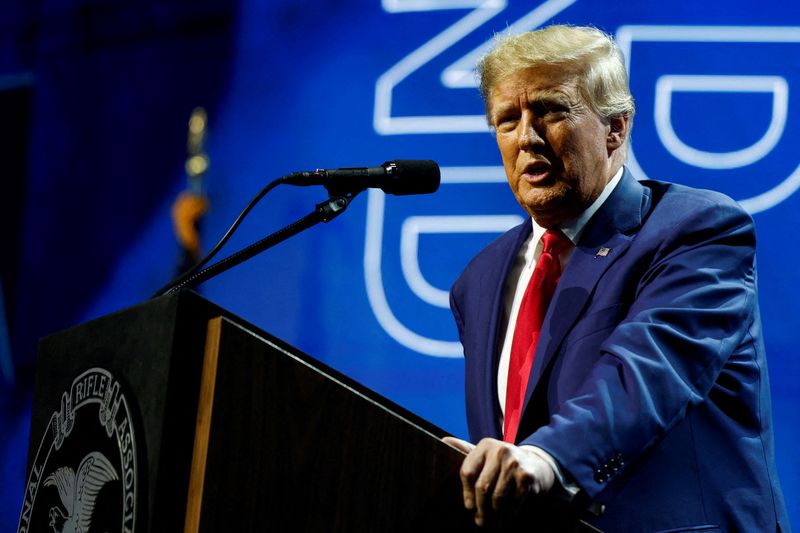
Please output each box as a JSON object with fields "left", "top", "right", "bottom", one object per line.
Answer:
{"left": 518, "top": 191, "right": 571, "bottom": 222}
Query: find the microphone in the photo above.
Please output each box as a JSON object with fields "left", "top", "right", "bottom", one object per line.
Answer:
{"left": 284, "top": 160, "right": 440, "bottom": 196}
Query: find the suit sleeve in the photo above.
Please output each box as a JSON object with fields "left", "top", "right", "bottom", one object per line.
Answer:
{"left": 450, "top": 284, "right": 466, "bottom": 347}
{"left": 520, "top": 198, "right": 758, "bottom": 499}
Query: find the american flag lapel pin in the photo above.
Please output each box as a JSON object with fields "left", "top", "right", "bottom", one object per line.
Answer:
{"left": 595, "top": 247, "right": 611, "bottom": 257}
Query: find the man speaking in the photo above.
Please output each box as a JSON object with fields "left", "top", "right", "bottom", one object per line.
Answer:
{"left": 444, "top": 25, "right": 789, "bottom": 532}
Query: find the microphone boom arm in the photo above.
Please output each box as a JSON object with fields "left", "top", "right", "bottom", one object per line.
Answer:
{"left": 157, "top": 191, "right": 359, "bottom": 297}
{"left": 152, "top": 159, "right": 438, "bottom": 297}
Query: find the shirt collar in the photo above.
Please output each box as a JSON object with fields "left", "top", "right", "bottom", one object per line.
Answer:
{"left": 530, "top": 166, "right": 625, "bottom": 245}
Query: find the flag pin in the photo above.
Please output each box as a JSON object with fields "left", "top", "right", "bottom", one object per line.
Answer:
{"left": 596, "top": 247, "right": 611, "bottom": 257}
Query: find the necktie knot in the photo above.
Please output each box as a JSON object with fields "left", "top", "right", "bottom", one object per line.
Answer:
{"left": 541, "top": 229, "right": 571, "bottom": 257}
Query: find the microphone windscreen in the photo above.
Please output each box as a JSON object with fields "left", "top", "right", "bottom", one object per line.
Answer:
{"left": 381, "top": 160, "right": 441, "bottom": 196}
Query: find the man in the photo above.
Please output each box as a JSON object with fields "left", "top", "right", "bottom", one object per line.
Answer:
{"left": 444, "top": 25, "right": 789, "bottom": 532}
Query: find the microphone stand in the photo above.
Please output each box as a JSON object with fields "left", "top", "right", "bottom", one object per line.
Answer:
{"left": 158, "top": 191, "right": 359, "bottom": 296}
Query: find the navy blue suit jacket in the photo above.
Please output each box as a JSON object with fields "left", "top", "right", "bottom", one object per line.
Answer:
{"left": 450, "top": 169, "right": 789, "bottom": 532}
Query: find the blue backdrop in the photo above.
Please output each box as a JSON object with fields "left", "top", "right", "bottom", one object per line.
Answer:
{"left": 2, "top": 0, "right": 798, "bottom": 528}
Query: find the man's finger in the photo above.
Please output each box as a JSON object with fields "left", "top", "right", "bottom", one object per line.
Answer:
{"left": 443, "top": 436, "right": 476, "bottom": 454}
{"left": 491, "top": 461, "right": 516, "bottom": 512}
{"left": 459, "top": 443, "right": 488, "bottom": 511}
{"left": 471, "top": 445, "right": 503, "bottom": 526}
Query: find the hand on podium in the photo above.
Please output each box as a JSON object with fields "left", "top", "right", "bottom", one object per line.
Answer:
{"left": 443, "top": 436, "right": 556, "bottom": 528}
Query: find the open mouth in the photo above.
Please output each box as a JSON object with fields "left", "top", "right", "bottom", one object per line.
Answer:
{"left": 521, "top": 160, "right": 552, "bottom": 183}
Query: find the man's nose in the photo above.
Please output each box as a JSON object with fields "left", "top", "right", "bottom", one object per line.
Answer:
{"left": 518, "top": 114, "right": 544, "bottom": 150}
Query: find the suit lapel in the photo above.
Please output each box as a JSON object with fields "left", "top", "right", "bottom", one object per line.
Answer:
{"left": 523, "top": 170, "right": 650, "bottom": 410}
{"left": 477, "top": 221, "right": 532, "bottom": 439}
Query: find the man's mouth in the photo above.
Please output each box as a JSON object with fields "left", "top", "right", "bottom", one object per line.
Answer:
{"left": 520, "top": 160, "right": 552, "bottom": 184}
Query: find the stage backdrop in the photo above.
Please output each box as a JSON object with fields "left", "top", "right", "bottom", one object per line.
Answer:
{"left": 1, "top": 0, "right": 798, "bottom": 528}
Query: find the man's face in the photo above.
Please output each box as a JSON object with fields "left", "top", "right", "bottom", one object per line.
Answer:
{"left": 490, "top": 65, "right": 620, "bottom": 228}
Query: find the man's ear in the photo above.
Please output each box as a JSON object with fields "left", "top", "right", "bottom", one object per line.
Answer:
{"left": 607, "top": 114, "right": 629, "bottom": 154}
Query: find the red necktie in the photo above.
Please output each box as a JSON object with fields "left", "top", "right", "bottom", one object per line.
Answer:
{"left": 504, "top": 229, "right": 571, "bottom": 443}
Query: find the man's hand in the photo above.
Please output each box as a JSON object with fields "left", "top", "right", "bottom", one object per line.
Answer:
{"left": 443, "top": 437, "right": 555, "bottom": 527}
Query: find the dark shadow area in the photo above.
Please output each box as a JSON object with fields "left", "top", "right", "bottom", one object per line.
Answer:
{"left": 1, "top": 1, "right": 239, "bottom": 528}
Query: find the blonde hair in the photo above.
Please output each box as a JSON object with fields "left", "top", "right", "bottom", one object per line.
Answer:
{"left": 477, "top": 25, "right": 635, "bottom": 124}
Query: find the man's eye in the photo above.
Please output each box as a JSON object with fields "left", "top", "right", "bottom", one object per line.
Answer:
{"left": 545, "top": 104, "right": 568, "bottom": 115}
{"left": 534, "top": 102, "right": 568, "bottom": 117}
{"left": 495, "top": 116, "right": 518, "bottom": 131}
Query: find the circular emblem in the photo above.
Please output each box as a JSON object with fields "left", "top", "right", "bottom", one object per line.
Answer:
{"left": 17, "top": 367, "right": 138, "bottom": 533}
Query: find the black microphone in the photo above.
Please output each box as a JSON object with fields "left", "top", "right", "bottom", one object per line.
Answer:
{"left": 284, "top": 160, "right": 440, "bottom": 195}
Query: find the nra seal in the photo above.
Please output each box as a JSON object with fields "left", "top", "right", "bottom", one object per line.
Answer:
{"left": 18, "top": 367, "right": 138, "bottom": 533}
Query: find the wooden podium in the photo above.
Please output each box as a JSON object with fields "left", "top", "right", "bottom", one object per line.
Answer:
{"left": 21, "top": 291, "right": 598, "bottom": 532}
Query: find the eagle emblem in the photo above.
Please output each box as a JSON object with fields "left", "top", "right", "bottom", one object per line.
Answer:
{"left": 43, "top": 451, "right": 119, "bottom": 533}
